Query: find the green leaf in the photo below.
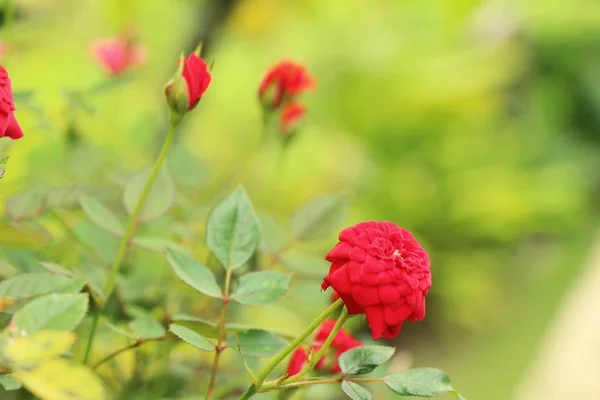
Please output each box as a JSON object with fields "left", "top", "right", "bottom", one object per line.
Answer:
{"left": 6, "top": 190, "right": 46, "bottom": 221}
{"left": 79, "top": 194, "right": 124, "bottom": 236}
{"left": 165, "top": 249, "right": 222, "bottom": 298}
{"left": 133, "top": 237, "right": 192, "bottom": 256}
{"left": 341, "top": 381, "right": 372, "bottom": 400}
{"left": 4, "top": 331, "right": 75, "bottom": 365}
{"left": 206, "top": 187, "right": 260, "bottom": 269}
{"left": 0, "top": 155, "right": 8, "bottom": 179}
{"left": 169, "top": 145, "right": 209, "bottom": 190}
{"left": 258, "top": 213, "right": 289, "bottom": 253}
{"left": 12, "top": 293, "right": 89, "bottom": 334}
{"left": 0, "top": 375, "right": 21, "bottom": 391}
{"left": 123, "top": 165, "right": 176, "bottom": 222}
{"left": 279, "top": 250, "right": 330, "bottom": 277}
{"left": 236, "top": 329, "right": 287, "bottom": 357}
{"left": 44, "top": 186, "right": 86, "bottom": 210}
{"left": 12, "top": 359, "right": 105, "bottom": 400}
{"left": 128, "top": 315, "right": 166, "bottom": 339}
{"left": 0, "top": 273, "right": 86, "bottom": 300}
{"left": 339, "top": 345, "right": 396, "bottom": 375}
{"left": 169, "top": 324, "right": 215, "bottom": 352}
{"left": 383, "top": 368, "right": 459, "bottom": 398}
{"left": 0, "top": 222, "right": 52, "bottom": 249}
{"left": 231, "top": 272, "right": 291, "bottom": 305}
{"left": 290, "top": 194, "right": 346, "bottom": 240}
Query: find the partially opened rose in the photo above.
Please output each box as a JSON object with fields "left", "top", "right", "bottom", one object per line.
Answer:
{"left": 165, "top": 50, "right": 211, "bottom": 115}
{"left": 91, "top": 37, "right": 147, "bottom": 76}
{"left": 322, "top": 221, "right": 431, "bottom": 340}
{"left": 0, "top": 66, "right": 23, "bottom": 140}
{"left": 258, "top": 60, "right": 315, "bottom": 110}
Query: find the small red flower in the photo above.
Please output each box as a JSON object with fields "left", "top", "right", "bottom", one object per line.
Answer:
{"left": 165, "top": 52, "right": 211, "bottom": 114}
{"left": 0, "top": 42, "right": 8, "bottom": 60}
{"left": 258, "top": 60, "right": 315, "bottom": 110}
{"left": 322, "top": 221, "right": 432, "bottom": 340}
{"left": 279, "top": 102, "right": 305, "bottom": 135}
{"left": 287, "top": 347, "right": 308, "bottom": 377}
{"left": 0, "top": 67, "right": 23, "bottom": 140}
{"left": 286, "top": 319, "right": 361, "bottom": 377}
{"left": 91, "top": 37, "right": 147, "bottom": 76}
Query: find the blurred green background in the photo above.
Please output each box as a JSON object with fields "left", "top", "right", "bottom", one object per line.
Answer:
{"left": 3, "top": 0, "right": 600, "bottom": 399}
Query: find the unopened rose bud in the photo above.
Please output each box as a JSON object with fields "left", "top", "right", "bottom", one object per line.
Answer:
{"left": 279, "top": 102, "right": 306, "bottom": 139}
{"left": 258, "top": 60, "right": 315, "bottom": 111}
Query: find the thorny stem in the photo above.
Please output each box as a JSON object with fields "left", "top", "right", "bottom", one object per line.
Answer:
{"left": 82, "top": 120, "right": 179, "bottom": 364}
{"left": 237, "top": 299, "right": 345, "bottom": 399}
{"left": 92, "top": 334, "right": 175, "bottom": 370}
{"left": 205, "top": 266, "right": 234, "bottom": 399}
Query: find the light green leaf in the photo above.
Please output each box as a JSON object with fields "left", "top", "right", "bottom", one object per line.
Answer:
{"left": 339, "top": 345, "right": 396, "bottom": 375}
{"left": 38, "top": 262, "right": 73, "bottom": 276}
{"left": 0, "top": 155, "right": 8, "bottom": 180}
{"left": 133, "top": 237, "right": 192, "bottom": 256}
{"left": 169, "top": 324, "right": 215, "bottom": 351}
{"left": 0, "top": 222, "right": 52, "bottom": 249}
{"left": 279, "top": 250, "right": 330, "bottom": 277}
{"left": 231, "top": 272, "right": 291, "bottom": 305}
{"left": 128, "top": 315, "right": 166, "bottom": 339}
{"left": 258, "top": 213, "right": 289, "bottom": 253}
{"left": 341, "top": 381, "right": 372, "bottom": 400}
{"left": 0, "top": 273, "right": 86, "bottom": 300}
{"left": 169, "top": 145, "right": 209, "bottom": 190}
{"left": 45, "top": 186, "right": 87, "bottom": 210}
{"left": 12, "top": 293, "right": 89, "bottom": 334}
{"left": 383, "top": 368, "right": 460, "bottom": 398}
{"left": 4, "top": 331, "right": 75, "bottom": 365}
{"left": 290, "top": 194, "right": 346, "bottom": 240}
{"left": 6, "top": 190, "right": 46, "bottom": 221}
{"left": 206, "top": 187, "right": 260, "bottom": 269}
{"left": 12, "top": 359, "right": 105, "bottom": 400}
{"left": 79, "top": 194, "right": 124, "bottom": 236}
{"left": 123, "top": 165, "right": 176, "bottom": 222}
{"left": 165, "top": 249, "right": 222, "bottom": 298}
{"left": 236, "top": 329, "right": 287, "bottom": 357}
{"left": 0, "top": 375, "right": 21, "bottom": 391}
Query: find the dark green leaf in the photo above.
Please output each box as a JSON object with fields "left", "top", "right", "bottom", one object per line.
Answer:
{"left": 169, "top": 324, "right": 215, "bottom": 351}
{"left": 341, "top": 381, "right": 372, "bottom": 400}
{"left": 6, "top": 190, "right": 45, "bottom": 221}
{"left": 0, "top": 375, "right": 21, "bottom": 391}
{"left": 0, "top": 273, "right": 86, "bottom": 300}
{"left": 231, "top": 272, "right": 291, "bottom": 305}
{"left": 12, "top": 293, "right": 89, "bottom": 334}
{"left": 123, "top": 165, "right": 176, "bottom": 222}
{"left": 290, "top": 194, "right": 346, "bottom": 240}
{"left": 79, "top": 194, "right": 124, "bottom": 235}
{"left": 383, "top": 368, "right": 459, "bottom": 398}
{"left": 206, "top": 187, "right": 260, "bottom": 269}
{"left": 129, "top": 315, "right": 166, "bottom": 339}
{"left": 165, "top": 249, "right": 222, "bottom": 298}
{"left": 236, "top": 329, "right": 287, "bottom": 357}
{"left": 339, "top": 345, "right": 396, "bottom": 375}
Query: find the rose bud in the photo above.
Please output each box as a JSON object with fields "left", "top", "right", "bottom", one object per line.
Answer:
{"left": 165, "top": 46, "right": 211, "bottom": 116}
{"left": 279, "top": 102, "right": 305, "bottom": 137}
{"left": 313, "top": 319, "right": 361, "bottom": 373}
{"left": 287, "top": 347, "right": 308, "bottom": 377}
{"left": 258, "top": 60, "right": 315, "bottom": 110}
{"left": 322, "top": 221, "right": 432, "bottom": 340}
{"left": 91, "top": 37, "right": 147, "bottom": 76}
{"left": 0, "top": 66, "right": 23, "bottom": 139}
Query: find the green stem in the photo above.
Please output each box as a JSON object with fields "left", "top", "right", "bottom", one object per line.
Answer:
{"left": 205, "top": 266, "right": 234, "bottom": 399}
{"left": 285, "top": 307, "right": 349, "bottom": 384}
{"left": 238, "top": 299, "right": 344, "bottom": 399}
{"left": 92, "top": 334, "right": 174, "bottom": 370}
{"left": 3, "top": 0, "right": 15, "bottom": 31}
{"left": 82, "top": 120, "right": 179, "bottom": 364}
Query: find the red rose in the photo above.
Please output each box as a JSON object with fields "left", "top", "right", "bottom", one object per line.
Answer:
{"left": 322, "top": 221, "right": 431, "bottom": 340}
{"left": 258, "top": 60, "right": 315, "bottom": 110}
{"left": 0, "top": 67, "right": 23, "bottom": 140}
{"left": 279, "top": 102, "right": 305, "bottom": 135}
{"left": 286, "top": 319, "right": 361, "bottom": 377}
{"left": 165, "top": 52, "right": 211, "bottom": 115}
{"left": 91, "top": 38, "right": 147, "bottom": 76}
{"left": 287, "top": 347, "right": 308, "bottom": 377}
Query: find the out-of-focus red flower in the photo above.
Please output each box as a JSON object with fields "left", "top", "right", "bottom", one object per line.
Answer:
{"left": 0, "top": 42, "right": 8, "bottom": 60}
{"left": 258, "top": 60, "right": 315, "bottom": 110}
{"left": 322, "top": 221, "right": 432, "bottom": 340}
{"left": 91, "top": 37, "right": 147, "bottom": 76}
{"left": 165, "top": 51, "right": 211, "bottom": 115}
{"left": 0, "top": 67, "right": 23, "bottom": 140}
{"left": 286, "top": 319, "right": 361, "bottom": 377}
{"left": 287, "top": 347, "right": 308, "bottom": 377}
{"left": 279, "top": 102, "right": 305, "bottom": 135}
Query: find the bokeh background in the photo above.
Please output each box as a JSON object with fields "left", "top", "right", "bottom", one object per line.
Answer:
{"left": 3, "top": 0, "right": 600, "bottom": 399}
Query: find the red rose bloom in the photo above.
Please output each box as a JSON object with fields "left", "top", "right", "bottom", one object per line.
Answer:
{"left": 258, "top": 60, "right": 315, "bottom": 109}
{"left": 165, "top": 52, "right": 211, "bottom": 114}
{"left": 91, "top": 38, "right": 147, "bottom": 76}
{"left": 279, "top": 102, "right": 305, "bottom": 135}
{"left": 0, "top": 67, "right": 23, "bottom": 140}
{"left": 322, "top": 221, "right": 431, "bottom": 340}
{"left": 286, "top": 319, "right": 361, "bottom": 377}
{"left": 287, "top": 347, "right": 308, "bottom": 377}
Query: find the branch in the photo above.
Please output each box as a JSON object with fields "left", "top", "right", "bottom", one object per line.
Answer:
{"left": 91, "top": 334, "right": 175, "bottom": 370}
